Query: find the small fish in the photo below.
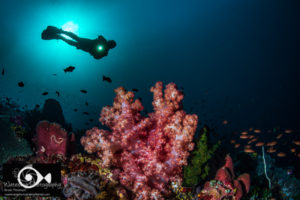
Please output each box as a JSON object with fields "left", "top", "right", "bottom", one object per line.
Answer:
{"left": 85, "top": 101, "right": 88, "bottom": 106}
{"left": 254, "top": 129, "right": 261, "bottom": 133}
{"left": 52, "top": 74, "right": 57, "bottom": 76}
{"left": 245, "top": 145, "right": 251, "bottom": 149}
{"left": 18, "top": 81, "right": 24, "bottom": 87}
{"left": 292, "top": 141, "right": 300, "bottom": 146}
{"left": 1, "top": 68, "right": 4, "bottom": 76}
{"left": 80, "top": 90, "right": 87, "bottom": 94}
{"left": 74, "top": 108, "right": 78, "bottom": 112}
{"left": 132, "top": 88, "right": 138, "bottom": 92}
{"left": 248, "top": 135, "right": 254, "bottom": 139}
{"left": 64, "top": 66, "right": 75, "bottom": 73}
{"left": 276, "top": 134, "right": 283, "bottom": 139}
{"left": 83, "top": 112, "right": 89, "bottom": 115}
{"left": 35, "top": 104, "right": 40, "bottom": 108}
{"left": 103, "top": 75, "right": 112, "bottom": 83}
{"left": 56, "top": 91, "right": 60, "bottom": 97}
{"left": 85, "top": 122, "right": 90, "bottom": 125}
{"left": 267, "top": 147, "right": 276, "bottom": 153}
{"left": 277, "top": 152, "right": 286, "bottom": 157}
{"left": 138, "top": 97, "right": 143, "bottom": 102}
{"left": 248, "top": 138, "right": 258, "bottom": 144}
{"left": 240, "top": 135, "right": 248, "bottom": 139}
{"left": 290, "top": 148, "right": 296, "bottom": 153}
{"left": 244, "top": 148, "right": 255, "bottom": 153}
{"left": 89, "top": 118, "right": 94, "bottom": 122}
{"left": 284, "top": 129, "right": 292, "bottom": 134}
{"left": 241, "top": 131, "right": 248, "bottom": 135}
{"left": 234, "top": 144, "right": 240, "bottom": 148}
{"left": 230, "top": 140, "right": 235, "bottom": 144}
{"left": 222, "top": 120, "right": 228, "bottom": 125}
{"left": 42, "top": 92, "right": 48, "bottom": 96}
{"left": 248, "top": 127, "right": 254, "bottom": 131}
{"left": 255, "top": 142, "right": 264, "bottom": 147}
{"left": 266, "top": 141, "right": 277, "bottom": 146}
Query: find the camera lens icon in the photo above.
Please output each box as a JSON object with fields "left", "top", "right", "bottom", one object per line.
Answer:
{"left": 17, "top": 165, "right": 51, "bottom": 189}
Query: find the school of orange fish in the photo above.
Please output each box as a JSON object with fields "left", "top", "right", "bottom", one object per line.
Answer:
{"left": 223, "top": 120, "right": 300, "bottom": 158}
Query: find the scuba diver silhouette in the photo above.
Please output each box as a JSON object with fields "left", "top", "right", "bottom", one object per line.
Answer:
{"left": 41, "top": 26, "right": 116, "bottom": 59}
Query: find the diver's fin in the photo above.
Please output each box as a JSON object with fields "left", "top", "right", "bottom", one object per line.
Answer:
{"left": 41, "top": 26, "right": 62, "bottom": 40}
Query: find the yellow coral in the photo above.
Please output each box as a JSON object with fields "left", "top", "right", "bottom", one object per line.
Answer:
{"left": 95, "top": 191, "right": 108, "bottom": 200}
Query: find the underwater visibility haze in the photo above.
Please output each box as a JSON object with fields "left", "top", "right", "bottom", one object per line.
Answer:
{"left": 0, "top": 0, "right": 299, "bottom": 199}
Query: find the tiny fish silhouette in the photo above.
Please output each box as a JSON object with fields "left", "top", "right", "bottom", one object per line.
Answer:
{"left": 1, "top": 68, "right": 4, "bottom": 76}
{"left": 64, "top": 66, "right": 75, "bottom": 73}
{"left": 103, "top": 75, "right": 112, "bottom": 83}
{"left": 74, "top": 108, "right": 78, "bottom": 112}
{"left": 18, "top": 82, "right": 24, "bottom": 87}
{"left": 85, "top": 101, "right": 88, "bottom": 106}
{"left": 132, "top": 88, "right": 138, "bottom": 92}
{"left": 42, "top": 92, "right": 48, "bottom": 96}
{"left": 80, "top": 90, "right": 87, "bottom": 94}
{"left": 56, "top": 91, "right": 60, "bottom": 97}
{"left": 83, "top": 112, "right": 89, "bottom": 115}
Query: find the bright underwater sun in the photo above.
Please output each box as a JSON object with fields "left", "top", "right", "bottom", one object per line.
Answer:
{"left": 61, "top": 21, "right": 78, "bottom": 40}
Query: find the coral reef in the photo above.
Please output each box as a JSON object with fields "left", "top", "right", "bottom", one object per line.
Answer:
{"left": 63, "top": 154, "right": 129, "bottom": 200}
{"left": 63, "top": 171, "right": 101, "bottom": 200}
{"left": 33, "top": 120, "right": 76, "bottom": 159}
{"left": 256, "top": 153, "right": 300, "bottom": 199}
{"left": 0, "top": 118, "right": 32, "bottom": 165}
{"left": 197, "top": 155, "right": 250, "bottom": 200}
{"left": 81, "top": 82, "right": 198, "bottom": 200}
{"left": 183, "top": 126, "right": 220, "bottom": 187}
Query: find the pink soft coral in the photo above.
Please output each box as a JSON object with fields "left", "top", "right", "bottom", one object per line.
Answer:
{"left": 81, "top": 82, "right": 198, "bottom": 200}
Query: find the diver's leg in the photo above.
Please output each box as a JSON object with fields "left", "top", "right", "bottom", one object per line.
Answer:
{"left": 57, "top": 35, "right": 78, "bottom": 47}
{"left": 60, "top": 31, "right": 80, "bottom": 41}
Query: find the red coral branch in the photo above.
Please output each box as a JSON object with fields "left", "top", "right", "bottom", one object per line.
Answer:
{"left": 34, "top": 120, "right": 76, "bottom": 159}
{"left": 197, "top": 155, "right": 251, "bottom": 200}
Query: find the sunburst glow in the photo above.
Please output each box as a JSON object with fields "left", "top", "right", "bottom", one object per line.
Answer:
{"left": 61, "top": 21, "right": 79, "bottom": 40}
